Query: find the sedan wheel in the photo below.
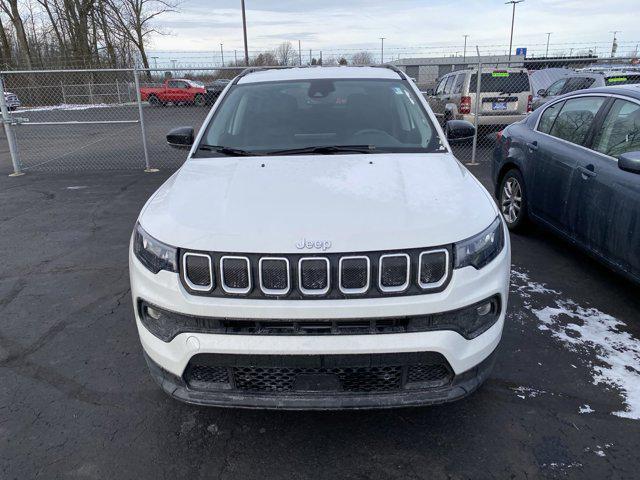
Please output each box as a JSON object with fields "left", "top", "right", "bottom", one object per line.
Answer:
{"left": 499, "top": 169, "right": 528, "bottom": 230}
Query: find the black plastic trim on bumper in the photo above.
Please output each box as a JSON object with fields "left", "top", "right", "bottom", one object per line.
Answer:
{"left": 142, "top": 349, "right": 497, "bottom": 410}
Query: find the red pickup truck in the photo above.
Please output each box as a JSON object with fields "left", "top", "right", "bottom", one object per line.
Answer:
{"left": 139, "top": 79, "right": 207, "bottom": 106}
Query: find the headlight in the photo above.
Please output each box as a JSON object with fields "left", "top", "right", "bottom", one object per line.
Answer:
{"left": 133, "top": 222, "right": 178, "bottom": 274}
{"left": 454, "top": 216, "right": 504, "bottom": 270}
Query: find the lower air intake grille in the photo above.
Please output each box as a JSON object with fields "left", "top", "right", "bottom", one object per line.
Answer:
{"left": 183, "top": 353, "right": 453, "bottom": 395}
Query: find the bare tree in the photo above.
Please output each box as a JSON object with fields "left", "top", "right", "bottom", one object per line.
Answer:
{"left": 351, "top": 50, "right": 374, "bottom": 65}
{"left": 0, "top": 0, "right": 33, "bottom": 68}
{"left": 274, "top": 41, "right": 295, "bottom": 66}
{"left": 105, "top": 0, "right": 177, "bottom": 72}
{"left": 252, "top": 51, "right": 278, "bottom": 66}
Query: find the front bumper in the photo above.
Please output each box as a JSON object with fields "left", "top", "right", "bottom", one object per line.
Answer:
{"left": 143, "top": 347, "right": 497, "bottom": 410}
{"left": 459, "top": 113, "right": 526, "bottom": 126}
{"left": 130, "top": 226, "right": 510, "bottom": 408}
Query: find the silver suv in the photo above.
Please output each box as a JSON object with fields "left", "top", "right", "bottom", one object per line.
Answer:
{"left": 427, "top": 67, "right": 532, "bottom": 128}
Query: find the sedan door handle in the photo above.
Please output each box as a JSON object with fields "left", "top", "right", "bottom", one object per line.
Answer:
{"left": 578, "top": 165, "right": 597, "bottom": 179}
{"left": 526, "top": 141, "right": 538, "bottom": 151}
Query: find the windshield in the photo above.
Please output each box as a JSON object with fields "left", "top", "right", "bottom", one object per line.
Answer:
{"left": 195, "top": 78, "right": 442, "bottom": 156}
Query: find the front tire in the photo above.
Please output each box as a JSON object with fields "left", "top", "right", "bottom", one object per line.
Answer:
{"left": 194, "top": 94, "right": 205, "bottom": 107}
{"left": 148, "top": 95, "right": 162, "bottom": 107}
{"left": 499, "top": 168, "right": 528, "bottom": 231}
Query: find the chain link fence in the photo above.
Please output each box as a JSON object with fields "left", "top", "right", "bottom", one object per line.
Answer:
{"left": 1, "top": 58, "right": 638, "bottom": 174}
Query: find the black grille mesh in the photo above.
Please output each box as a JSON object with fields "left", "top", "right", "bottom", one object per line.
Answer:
{"left": 340, "top": 258, "right": 368, "bottom": 290}
{"left": 407, "top": 364, "right": 451, "bottom": 384}
{"left": 185, "top": 364, "right": 229, "bottom": 388}
{"left": 185, "top": 255, "right": 212, "bottom": 287}
{"left": 261, "top": 259, "right": 288, "bottom": 291}
{"left": 233, "top": 366, "right": 403, "bottom": 393}
{"left": 419, "top": 252, "right": 447, "bottom": 285}
{"left": 183, "top": 353, "right": 453, "bottom": 395}
{"left": 380, "top": 255, "right": 408, "bottom": 288}
{"left": 300, "top": 259, "right": 328, "bottom": 291}
{"left": 222, "top": 258, "right": 250, "bottom": 289}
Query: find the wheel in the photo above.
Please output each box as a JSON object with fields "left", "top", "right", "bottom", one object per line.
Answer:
{"left": 194, "top": 94, "right": 205, "bottom": 107}
{"left": 499, "top": 168, "right": 528, "bottom": 230}
{"left": 148, "top": 95, "right": 162, "bottom": 107}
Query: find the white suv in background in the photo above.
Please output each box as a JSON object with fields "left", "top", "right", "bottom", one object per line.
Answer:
{"left": 129, "top": 66, "right": 510, "bottom": 409}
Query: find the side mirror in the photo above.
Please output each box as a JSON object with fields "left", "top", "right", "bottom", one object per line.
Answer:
{"left": 166, "top": 126, "right": 194, "bottom": 149}
{"left": 619, "top": 151, "right": 640, "bottom": 174}
{"left": 445, "top": 120, "right": 475, "bottom": 143}
{"left": 537, "top": 88, "right": 547, "bottom": 97}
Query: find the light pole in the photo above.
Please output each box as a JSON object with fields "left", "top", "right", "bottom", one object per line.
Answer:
{"left": 610, "top": 31, "right": 620, "bottom": 57}
{"left": 380, "top": 37, "right": 385, "bottom": 63}
{"left": 463, "top": 34, "right": 469, "bottom": 62}
{"left": 241, "top": 0, "right": 249, "bottom": 65}
{"left": 505, "top": 0, "right": 524, "bottom": 61}
{"left": 545, "top": 32, "right": 552, "bottom": 57}
{"left": 298, "top": 40, "right": 302, "bottom": 66}
{"left": 220, "top": 43, "right": 224, "bottom": 66}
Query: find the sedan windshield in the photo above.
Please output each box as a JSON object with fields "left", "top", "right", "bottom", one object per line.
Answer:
{"left": 195, "top": 78, "right": 443, "bottom": 156}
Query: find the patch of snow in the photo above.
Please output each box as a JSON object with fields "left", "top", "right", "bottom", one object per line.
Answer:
{"left": 21, "top": 103, "right": 123, "bottom": 112}
{"left": 579, "top": 404, "right": 594, "bottom": 414}
{"left": 594, "top": 449, "right": 606, "bottom": 457}
{"left": 511, "top": 267, "right": 640, "bottom": 420}
{"left": 66, "top": 186, "right": 88, "bottom": 190}
{"left": 512, "top": 386, "right": 547, "bottom": 398}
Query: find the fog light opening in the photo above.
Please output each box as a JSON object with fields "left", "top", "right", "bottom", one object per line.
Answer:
{"left": 477, "top": 302, "right": 492, "bottom": 317}
{"left": 146, "top": 306, "right": 161, "bottom": 320}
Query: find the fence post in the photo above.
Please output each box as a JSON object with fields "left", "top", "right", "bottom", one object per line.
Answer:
{"left": 133, "top": 68, "right": 156, "bottom": 172}
{"left": 61, "top": 81, "right": 67, "bottom": 104}
{"left": 468, "top": 46, "right": 482, "bottom": 166}
{"left": 0, "top": 76, "right": 24, "bottom": 176}
{"left": 116, "top": 79, "right": 122, "bottom": 104}
{"left": 89, "top": 75, "right": 94, "bottom": 104}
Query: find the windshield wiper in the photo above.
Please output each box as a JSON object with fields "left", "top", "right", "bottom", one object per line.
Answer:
{"left": 198, "top": 144, "right": 255, "bottom": 156}
{"left": 265, "top": 145, "right": 375, "bottom": 156}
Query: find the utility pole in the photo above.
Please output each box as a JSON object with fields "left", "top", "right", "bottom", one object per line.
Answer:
{"left": 220, "top": 43, "right": 224, "bottom": 66}
{"left": 505, "top": 0, "right": 524, "bottom": 61}
{"left": 380, "top": 37, "right": 385, "bottom": 63}
{"left": 309, "top": 49, "right": 312, "bottom": 65}
{"left": 241, "top": 0, "right": 249, "bottom": 65}
{"left": 610, "top": 31, "right": 620, "bottom": 57}
{"left": 545, "top": 32, "right": 552, "bottom": 57}
{"left": 298, "top": 40, "right": 302, "bottom": 66}
{"left": 463, "top": 34, "right": 469, "bottom": 62}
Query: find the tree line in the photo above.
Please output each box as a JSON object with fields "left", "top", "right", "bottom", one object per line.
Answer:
{"left": 0, "top": 0, "right": 176, "bottom": 70}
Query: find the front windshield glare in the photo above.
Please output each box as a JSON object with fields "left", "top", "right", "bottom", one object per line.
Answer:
{"left": 197, "top": 79, "right": 442, "bottom": 155}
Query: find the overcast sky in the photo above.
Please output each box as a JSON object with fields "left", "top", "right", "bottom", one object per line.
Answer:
{"left": 149, "top": 0, "right": 640, "bottom": 57}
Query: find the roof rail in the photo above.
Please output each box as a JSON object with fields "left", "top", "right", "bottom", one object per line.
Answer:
{"left": 232, "top": 63, "right": 407, "bottom": 85}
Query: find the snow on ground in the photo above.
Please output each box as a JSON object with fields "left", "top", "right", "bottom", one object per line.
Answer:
{"left": 579, "top": 404, "right": 595, "bottom": 414}
{"left": 20, "top": 103, "right": 131, "bottom": 112}
{"left": 511, "top": 268, "right": 640, "bottom": 420}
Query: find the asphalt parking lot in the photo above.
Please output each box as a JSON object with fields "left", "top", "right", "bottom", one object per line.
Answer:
{"left": 1, "top": 137, "right": 639, "bottom": 479}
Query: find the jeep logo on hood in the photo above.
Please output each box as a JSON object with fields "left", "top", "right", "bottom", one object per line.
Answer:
{"left": 296, "top": 239, "right": 332, "bottom": 251}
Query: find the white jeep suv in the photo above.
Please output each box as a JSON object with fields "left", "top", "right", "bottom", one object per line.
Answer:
{"left": 129, "top": 66, "right": 510, "bottom": 409}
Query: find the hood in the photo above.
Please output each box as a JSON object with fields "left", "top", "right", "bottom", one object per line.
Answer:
{"left": 140, "top": 153, "right": 498, "bottom": 253}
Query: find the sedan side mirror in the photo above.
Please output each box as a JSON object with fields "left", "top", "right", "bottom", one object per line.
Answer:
{"left": 445, "top": 120, "right": 476, "bottom": 144}
{"left": 166, "top": 126, "right": 194, "bottom": 149}
{"left": 619, "top": 151, "right": 640, "bottom": 174}
{"left": 537, "top": 88, "right": 547, "bottom": 97}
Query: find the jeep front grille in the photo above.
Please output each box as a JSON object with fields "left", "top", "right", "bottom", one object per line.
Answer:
{"left": 179, "top": 246, "right": 451, "bottom": 299}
